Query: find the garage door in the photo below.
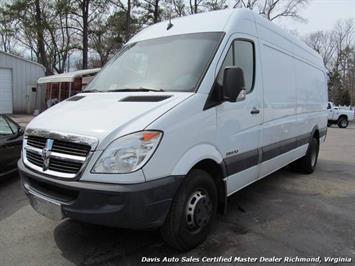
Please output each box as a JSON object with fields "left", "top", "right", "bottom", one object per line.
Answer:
{"left": 0, "top": 68, "right": 13, "bottom": 114}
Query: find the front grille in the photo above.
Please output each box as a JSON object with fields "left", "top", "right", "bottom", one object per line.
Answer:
{"left": 27, "top": 136, "right": 46, "bottom": 149}
{"left": 24, "top": 135, "right": 92, "bottom": 178}
{"left": 49, "top": 158, "right": 83, "bottom": 174}
{"left": 52, "top": 139, "right": 90, "bottom": 157}
{"left": 27, "top": 150, "right": 43, "bottom": 167}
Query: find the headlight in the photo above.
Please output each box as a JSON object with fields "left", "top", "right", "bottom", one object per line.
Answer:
{"left": 92, "top": 131, "right": 162, "bottom": 174}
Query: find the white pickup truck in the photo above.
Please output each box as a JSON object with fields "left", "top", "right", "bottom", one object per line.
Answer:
{"left": 327, "top": 102, "right": 354, "bottom": 128}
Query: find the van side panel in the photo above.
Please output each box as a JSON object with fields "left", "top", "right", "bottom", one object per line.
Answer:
{"left": 261, "top": 43, "right": 298, "bottom": 146}
{"left": 295, "top": 59, "right": 328, "bottom": 140}
{"left": 259, "top": 43, "right": 300, "bottom": 178}
{"left": 255, "top": 14, "right": 327, "bottom": 178}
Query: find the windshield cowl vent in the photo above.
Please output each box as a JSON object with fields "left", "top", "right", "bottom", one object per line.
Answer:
{"left": 66, "top": 96, "right": 86, "bottom": 101}
{"left": 120, "top": 95, "right": 172, "bottom": 102}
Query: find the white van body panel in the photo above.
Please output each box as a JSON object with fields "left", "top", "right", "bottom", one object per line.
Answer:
{"left": 27, "top": 92, "right": 193, "bottom": 149}
{"left": 143, "top": 93, "right": 219, "bottom": 179}
{"left": 170, "top": 144, "right": 223, "bottom": 176}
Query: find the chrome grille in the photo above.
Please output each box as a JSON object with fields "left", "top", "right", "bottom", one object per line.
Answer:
{"left": 49, "top": 158, "right": 83, "bottom": 174}
{"left": 24, "top": 135, "right": 92, "bottom": 178}
{"left": 52, "top": 139, "right": 90, "bottom": 157}
{"left": 27, "top": 150, "right": 44, "bottom": 167}
{"left": 27, "top": 136, "right": 46, "bottom": 149}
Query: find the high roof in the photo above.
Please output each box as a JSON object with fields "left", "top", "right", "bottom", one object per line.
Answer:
{"left": 128, "top": 9, "right": 239, "bottom": 44}
{"left": 37, "top": 68, "right": 101, "bottom": 84}
{"left": 128, "top": 8, "right": 323, "bottom": 69}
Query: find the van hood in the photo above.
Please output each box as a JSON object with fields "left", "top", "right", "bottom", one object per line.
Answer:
{"left": 27, "top": 92, "right": 193, "bottom": 148}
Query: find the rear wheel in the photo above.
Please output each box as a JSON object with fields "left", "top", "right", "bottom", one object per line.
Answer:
{"left": 338, "top": 117, "right": 349, "bottom": 128}
{"left": 161, "top": 169, "right": 217, "bottom": 251}
{"left": 290, "top": 137, "right": 319, "bottom": 174}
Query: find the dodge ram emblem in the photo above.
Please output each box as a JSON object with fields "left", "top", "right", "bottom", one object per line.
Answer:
{"left": 42, "top": 139, "right": 54, "bottom": 171}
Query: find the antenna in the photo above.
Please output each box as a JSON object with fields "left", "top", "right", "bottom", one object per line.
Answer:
{"left": 167, "top": 0, "right": 173, "bottom": 30}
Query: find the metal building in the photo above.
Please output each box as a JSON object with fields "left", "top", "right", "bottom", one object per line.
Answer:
{"left": 0, "top": 51, "right": 45, "bottom": 114}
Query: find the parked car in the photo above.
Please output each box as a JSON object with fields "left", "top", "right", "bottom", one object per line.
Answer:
{"left": 327, "top": 102, "right": 354, "bottom": 128}
{"left": 0, "top": 115, "right": 23, "bottom": 177}
{"left": 19, "top": 9, "right": 328, "bottom": 251}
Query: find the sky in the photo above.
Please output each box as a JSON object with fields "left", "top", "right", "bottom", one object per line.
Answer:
{"left": 279, "top": 0, "right": 355, "bottom": 35}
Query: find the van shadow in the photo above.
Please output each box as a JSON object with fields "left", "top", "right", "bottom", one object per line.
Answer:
{"left": 53, "top": 167, "right": 298, "bottom": 266}
{"left": 53, "top": 220, "right": 176, "bottom": 265}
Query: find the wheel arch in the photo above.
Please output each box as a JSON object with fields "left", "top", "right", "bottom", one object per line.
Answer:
{"left": 310, "top": 126, "right": 320, "bottom": 143}
{"left": 191, "top": 159, "right": 227, "bottom": 214}
{"left": 171, "top": 144, "right": 227, "bottom": 214}
{"left": 338, "top": 114, "right": 348, "bottom": 121}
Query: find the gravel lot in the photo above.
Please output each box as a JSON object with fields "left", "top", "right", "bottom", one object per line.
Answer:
{"left": 1, "top": 124, "right": 355, "bottom": 266}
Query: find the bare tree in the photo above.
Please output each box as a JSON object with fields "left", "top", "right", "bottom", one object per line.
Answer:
{"left": 139, "top": 0, "right": 163, "bottom": 24}
{"left": 305, "top": 19, "right": 355, "bottom": 105}
{"left": 0, "top": 6, "right": 18, "bottom": 53}
{"left": 204, "top": 0, "right": 227, "bottom": 11}
{"left": 304, "top": 31, "right": 335, "bottom": 70}
{"left": 234, "top": 0, "right": 309, "bottom": 21}
{"left": 171, "top": 0, "right": 186, "bottom": 16}
{"left": 70, "top": 0, "right": 108, "bottom": 69}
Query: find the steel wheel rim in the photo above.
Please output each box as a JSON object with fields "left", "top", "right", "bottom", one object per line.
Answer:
{"left": 185, "top": 189, "right": 212, "bottom": 233}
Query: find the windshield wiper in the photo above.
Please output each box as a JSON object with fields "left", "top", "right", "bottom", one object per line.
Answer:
{"left": 106, "top": 87, "right": 165, "bottom": 92}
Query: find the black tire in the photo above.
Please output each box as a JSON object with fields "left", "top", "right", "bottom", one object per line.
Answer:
{"left": 290, "top": 137, "right": 319, "bottom": 174}
{"left": 337, "top": 117, "right": 349, "bottom": 128}
{"left": 161, "top": 169, "right": 217, "bottom": 251}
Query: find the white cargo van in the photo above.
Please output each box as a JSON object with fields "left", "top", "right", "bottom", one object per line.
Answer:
{"left": 19, "top": 9, "right": 328, "bottom": 250}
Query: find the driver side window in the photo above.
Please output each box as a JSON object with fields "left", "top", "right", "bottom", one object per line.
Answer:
{"left": 217, "top": 39, "right": 255, "bottom": 93}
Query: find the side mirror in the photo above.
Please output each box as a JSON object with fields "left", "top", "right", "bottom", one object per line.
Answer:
{"left": 222, "top": 67, "right": 245, "bottom": 102}
{"left": 18, "top": 127, "right": 24, "bottom": 136}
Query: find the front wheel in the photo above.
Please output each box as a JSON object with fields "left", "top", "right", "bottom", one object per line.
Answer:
{"left": 161, "top": 169, "right": 217, "bottom": 251}
{"left": 338, "top": 117, "right": 349, "bottom": 128}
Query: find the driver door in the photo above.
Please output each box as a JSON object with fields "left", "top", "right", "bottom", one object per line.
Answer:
{"left": 216, "top": 34, "right": 263, "bottom": 196}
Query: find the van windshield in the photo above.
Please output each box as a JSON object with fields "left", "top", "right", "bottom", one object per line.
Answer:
{"left": 85, "top": 32, "right": 223, "bottom": 93}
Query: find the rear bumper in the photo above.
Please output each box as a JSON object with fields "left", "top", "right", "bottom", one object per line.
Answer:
{"left": 18, "top": 160, "right": 183, "bottom": 229}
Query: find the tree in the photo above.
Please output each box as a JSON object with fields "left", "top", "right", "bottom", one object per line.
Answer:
{"left": 45, "top": 0, "right": 76, "bottom": 73}
{"left": 234, "top": 0, "right": 309, "bottom": 21}
{"left": 205, "top": 0, "right": 228, "bottom": 11}
{"left": 304, "top": 31, "right": 335, "bottom": 71}
{"left": 70, "top": 0, "right": 108, "bottom": 69}
{"left": 139, "top": 0, "right": 163, "bottom": 24}
{"left": 0, "top": 6, "right": 17, "bottom": 53}
{"left": 0, "top": 0, "right": 52, "bottom": 73}
{"left": 306, "top": 19, "right": 355, "bottom": 105}
{"left": 90, "top": 12, "right": 126, "bottom": 65}
{"left": 110, "top": 0, "right": 136, "bottom": 42}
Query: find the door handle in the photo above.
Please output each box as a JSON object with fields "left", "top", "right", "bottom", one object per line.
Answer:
{"left": 250, "top": 107, "right": 260, "bottom": 115}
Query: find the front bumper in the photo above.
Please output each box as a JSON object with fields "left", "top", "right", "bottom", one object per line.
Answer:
{"left": 18, "top": 160, "right": 183, "bottom": 229}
